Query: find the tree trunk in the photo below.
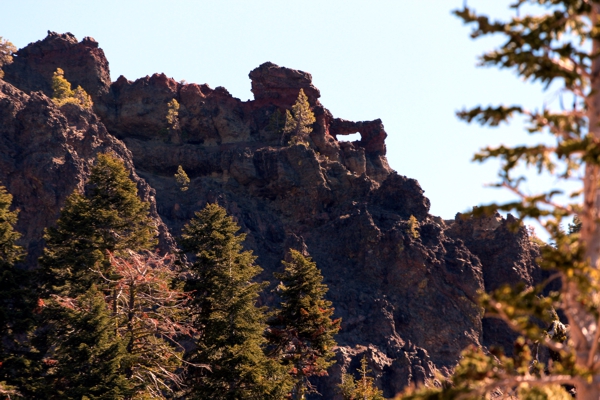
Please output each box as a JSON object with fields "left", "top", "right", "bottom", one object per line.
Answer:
{"left": 577, "top": 382, "right": 600, "bottom": 400}
{"left": 578, "top": 5, "right": 600, "bottom": 399}
{"left": 583, "top": 4, "right": 600, "bottom": 275}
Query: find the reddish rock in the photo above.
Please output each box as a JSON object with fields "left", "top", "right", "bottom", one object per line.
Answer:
{"left": 0, "top": 33, "right": 547, "bottom": 398}
{"left": 330, "top": 118, "right": 388, "bottom": 155}
{"left": 3, "top": 31, "right": 111, "bottom": 102}
{"left": 249, "top": 61, "right": 321, "bottom": 107}
{"left": 0, "top": 80, "right": 173, "bottom": 267}
{"left": 99, "top": 73, "right": 179, "bottom": 139}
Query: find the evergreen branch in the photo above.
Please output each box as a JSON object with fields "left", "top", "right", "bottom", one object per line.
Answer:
{"left": 499, "top": 182, "right": 575, "bottom": 215}
{"left": 485, "top": 297, "right": 565, "bottom": 355}
{"left": 456, "top": 105, "right": 523, "bottom": 126}
{"left": 474, "top": 374, "right": 582, "bottom": 399}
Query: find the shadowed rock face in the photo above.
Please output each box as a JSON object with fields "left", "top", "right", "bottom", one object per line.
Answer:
{"left": 446, "top": 212, "right": 544, "bottom": 356}
{"left": 0, "top": 32, "right": 543, "bottom": 398}
{"left": 0, "top": 80, "right": 173, "bottom": 268}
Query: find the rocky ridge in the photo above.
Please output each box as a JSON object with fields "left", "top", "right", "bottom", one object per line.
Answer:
{"left": 0, "top": 32, "right": 543, "bottom": 398}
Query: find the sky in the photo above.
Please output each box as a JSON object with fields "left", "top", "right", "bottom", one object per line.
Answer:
{"left": 0, "top": 1, "right": 568, "bottom": 228}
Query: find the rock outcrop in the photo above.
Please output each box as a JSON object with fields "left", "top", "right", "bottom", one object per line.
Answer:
{"left": 446, "top": 212, "right": 544, "bottom": 355}
{"left": 0, "top": 32, "right": 544, "bottom": 398}
{"left": 3, "top": 31, "right": 111, "bottom": 101}
{"left": 0, "top": 79, "right": 173, "bottom": 267}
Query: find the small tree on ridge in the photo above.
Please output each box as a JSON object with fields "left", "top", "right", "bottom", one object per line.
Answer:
{"left": 283, "top": 89, "right": 316, "bottom": 146}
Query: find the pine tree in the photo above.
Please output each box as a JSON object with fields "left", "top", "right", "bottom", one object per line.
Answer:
{"left": 51, "top": 68, "right": 93, "bottom": 108}
{"left": 0, "top": 185, "right": 27, "bottom": 335}
{"left": 174, "top": 165, "right": 190, "bottom": 192}
{"left": 40, "top": 286, "right": 132, "bottom": 399}
{"left": 283, "top": 89, "right": 316, "bottom": 145}
{"left": 166, "top": 98, "right": 180, "bottom": 130}
{"left": 399, "top": 2, "right": 600, "bottom": 399}
{"left": 0, "top": 185, "right": 34, "bottom": 396}
{"left": 180, "top": 203, "right": 291, "bottom": 399}
{"left": 339, "top": 356, "right": 385, "bottom": 400}
{"left": 40, "top": 153, "right": 157, "bottom": 297}
{"left": 0, "top": 37, "right": 16, "bottom": 79}
{"left": 0, "top": 185, "right": 23, "bottom": 272}
{"left": 267, "top": 249, "right": 341, "bottom": 400}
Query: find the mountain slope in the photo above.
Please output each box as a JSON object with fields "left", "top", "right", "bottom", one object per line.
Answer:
{"left": 0, "top": 32, "right": 543, "bottom": 398}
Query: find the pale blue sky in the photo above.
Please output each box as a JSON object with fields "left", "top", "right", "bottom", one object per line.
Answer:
{"left": 1, "top": 1, "right": 563, "bottom": 224}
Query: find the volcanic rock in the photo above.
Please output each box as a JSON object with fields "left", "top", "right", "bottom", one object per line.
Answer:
{"left": 446, "top": 211, "right": 544, "bottom": 355}
{"left": 3, "top": 31, "right": 111, "bottom": 102}
{"left": 0, "top": 79, "right": 173, "bottom": 267}
{"left": 0, "top": 32, "right": 545, "bottom": 398}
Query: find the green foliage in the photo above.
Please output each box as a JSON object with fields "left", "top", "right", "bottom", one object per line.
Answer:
{"left": 0, "top": 381, "right": 20, "bottom": 399}
{"left": 339, "top": 356, "right": 385, "bottom": 400}
{"left": 0, "top": 185, "right": 23, "bottom": 269}
{"left": 174, "top": 165, "right": 190, "bottom": 192}
{"left": 39, "top": 286, "right": 132, "bottom": 399}
{"left": 399, "top": 2, "right": 600, "bottom": 399}
{"left": 0, "top": 37, "right": 16, "bottom": 79}
{"left": 407, "top": 215, "right": 419, "bottom": 239}
{"left": 40, "top": 153, "right": 157, "bottom": 297}
{"left": 568, "top": 216, "right": 582, "bottom": 235}
{"left": 166, "top": 98, "right": 180, "bottom": 130}
{"left": 51, "top": 68, "right": 93, "bottom": 108}
{"left": 283, "top": 89, "right": 316, "bottom": 146}
{"left": 180, "top": 203, "right": 291, "bottom": 399}
{"left": 399, "top": 341, "right": 571, "bottom": 400}
{"left": 0, "top": 186, "right": 35, "bottom": 396}
{"left": 267, "top": 249, "right": 341, "bottom": 400}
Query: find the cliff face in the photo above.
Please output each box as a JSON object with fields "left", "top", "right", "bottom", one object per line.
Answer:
{"left": 0, "top": 79, "right": 173, "bottom": 267}
{"left": 0, "top": 32, "right": 543, "bottom": 398}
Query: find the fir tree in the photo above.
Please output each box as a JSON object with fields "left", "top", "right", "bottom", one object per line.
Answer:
{"left": 0, "top": 185, "right": 23, "bottom": 271}
{"left": 0, "top": 185, "right": 33, "bottom": 396}
{"left": 267, "top": 249, "right": 341, "bottom": 400}
{"left": 339, "top": 356, "right": 385, "bottom": 400}
{"left": 166, "top": 98, "right": 180, "bottom": 130}
{"left": 40, "top": 286, "right": 132, "bottom": 399}
{"left": 174, "top": 165, "right": 190, "bottom": 192}
{"left": 399, "top": 2, "right": 600, "bottom": 399}
{"left": 40, "top": 153, "right": 157, "bottom": 297}
{"left": 0, "top": 37, "right": 16, "bottom": 79}
{"left": 283, "top": 89, "right": 316, "bottom": 145}
{"left": 0, "top": 185, "right": 27, "bottom": 334}
{"left": 180, "top": 203, "right": 291, "bottom": 399}
{"left": 51, "top": 68, "right": 93, "bottom": 108}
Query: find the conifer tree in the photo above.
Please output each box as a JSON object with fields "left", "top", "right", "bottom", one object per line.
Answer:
{"left": 283, "top": 89, "right": 316, "bottom": 145}
{"left": 339, "top": 356, "right": 385, "bottom": 400}
{"left": 0, "top": 185, "right": 33, "bottom": 396}
{"left": 40, "top": 153, "right": 157, "bottom": 297}
{"left": 267, "top": 249, "right": 341, "bottom": 400}
{"left": 166, "top": 98, "right": 180, "bottom": 130}
{"left": 175, "top": 165, "right": 190, "bottom": 192}
{"left": 0, "top": 185, "right": 23, "bottom": 273}
{"left": 51, "top": 68, "right": 93, "bottom": 108}
{"left": 180, "top": 203, "right": 291, "bottom": 399}
{"left": 398, "top": 2, "right": 600, "bottom": 399}
{"left": 105, "top": 250, "right": 192, "bottom": 398}
{"left": 40, "top": 285, "right": 132, "bottom": 399}
{"left": 0, "top": 185, "right": 27, "bottom": 334}
{"left": 0, "top": 37, "right": 16, "bottom": 79}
